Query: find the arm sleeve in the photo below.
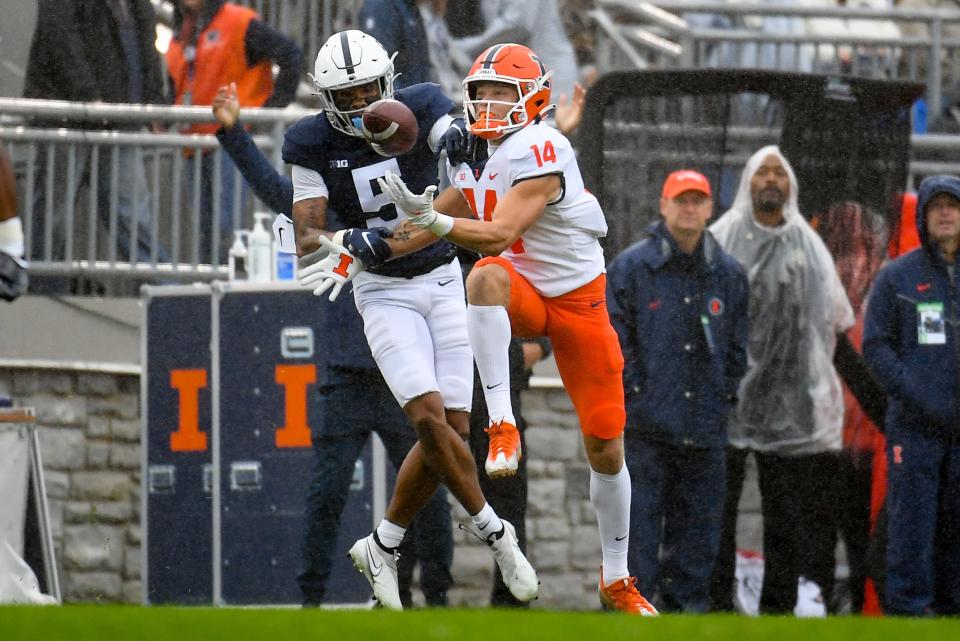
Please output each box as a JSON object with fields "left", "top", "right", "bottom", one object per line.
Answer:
{"left": 428, "top": 114, "right": 455, "bottom": 154}
{"left": 216, "top": 123, "right": 293, "bottom": 216}
{"left": 244, "top": 20, "right": 303, "bottom": 108}
{"left": 834, "top": 332, "right": 888, "bottom": 429}
{"left": 862, "top": 269, "right": 906, "bottom": 399}
{"left": 291, "top": 165, "right": 329, "bottom": 203}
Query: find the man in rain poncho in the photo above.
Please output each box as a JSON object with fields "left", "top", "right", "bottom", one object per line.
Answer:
{"left": 708, "top": 146, "right": 855, "bottom": 614}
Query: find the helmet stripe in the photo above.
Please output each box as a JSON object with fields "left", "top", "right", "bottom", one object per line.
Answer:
{"left": 481, "top": 44, "right": 505, "bottom": 70}
{"left": 340, "top": 32, "right": 356, "bottom": 74}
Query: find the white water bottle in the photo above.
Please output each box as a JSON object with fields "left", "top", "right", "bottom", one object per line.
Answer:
{"left": 247, "top": 212, "right": 274, "bottom": 282}
{"left": 228, "top": 231, "right": 248, "bottom": 281}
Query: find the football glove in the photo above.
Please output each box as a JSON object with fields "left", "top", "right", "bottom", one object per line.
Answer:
{"left": 437, "top": 118, "right": 472, "bottom": 165}
{"left": 342, "top": 227, "right": 392, "bottom": 269}
{"left": 298, "top": 235, "right": 364, "bottom": 301}
{"left": 377, "top": 171, "right": 454, "bottom": 236}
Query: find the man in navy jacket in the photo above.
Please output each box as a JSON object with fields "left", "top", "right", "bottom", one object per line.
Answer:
{"left": 863, "top": 174, "right": 960, "bottom": 616}
{"left": 607, "top": 170, "right": 749, "bottom": 612}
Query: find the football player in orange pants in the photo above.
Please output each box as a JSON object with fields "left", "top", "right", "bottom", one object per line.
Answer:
{"left": 376, "top": 43, "right": 658, "bottom": 615}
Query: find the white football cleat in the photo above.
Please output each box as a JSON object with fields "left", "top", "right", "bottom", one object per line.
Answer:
{"left": 348, "top": 533, "right": 402, "bottom": 610}
{"left": 487, "top": 520, "right": 539, "bottom": 602}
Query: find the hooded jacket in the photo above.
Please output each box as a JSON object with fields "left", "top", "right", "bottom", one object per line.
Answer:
{"left": 607, "top": 221, "right": 749, "bottom": 448}
{"left": 710, "top": 145, "right": 855, "bottom": 454}
{"left": 863, "top": 175, "right": 960, "bottom": 437}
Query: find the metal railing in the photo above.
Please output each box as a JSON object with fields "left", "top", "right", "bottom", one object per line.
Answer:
{"left": 2, "top": 95, "right": 960, "bottom": 288}
{"left": 592, "top": 0, "right": 960, "bottom": 113}
{"left": 0, "top": 99, "right": 312, "bottom": 285}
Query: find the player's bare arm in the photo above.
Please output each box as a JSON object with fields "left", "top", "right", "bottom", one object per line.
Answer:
{"left": 385, "top": 186, "right": 474, "bottom": 258}
{"left": 443, "top": 175, "right": 560, "bottom": 255}
{"left": 292, "top": 196, "right": 329, "bottom": 256}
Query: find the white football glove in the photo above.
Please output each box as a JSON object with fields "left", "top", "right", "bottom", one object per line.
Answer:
{"left": 377, "top": 171, "right": 454, "bottom": 236}
{"left": 297, "top": 234, "right": 364, "bottom": 301}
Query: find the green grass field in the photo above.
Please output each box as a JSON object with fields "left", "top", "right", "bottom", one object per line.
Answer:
{"left": 2, "top": 607, "right": 959, "bottom": 641}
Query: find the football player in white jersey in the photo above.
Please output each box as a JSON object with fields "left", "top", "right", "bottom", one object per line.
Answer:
{"left": 376, "top": 43, "right": 658, "bottom": 615}
{"left": 291, "top": 31, "right": 538, "bottom": 610}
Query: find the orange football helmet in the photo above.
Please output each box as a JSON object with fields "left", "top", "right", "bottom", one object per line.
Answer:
{"left": 463, "top": 44, "right": 553, "bottom": 140}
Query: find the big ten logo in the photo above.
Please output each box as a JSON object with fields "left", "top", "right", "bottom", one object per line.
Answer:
{"left": 168, "top": 365, "right": 317, "bottom": 452}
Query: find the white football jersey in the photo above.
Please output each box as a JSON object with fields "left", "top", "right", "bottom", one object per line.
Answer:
{"left": 447, "top": 123, "right": 608, "bottom": 297}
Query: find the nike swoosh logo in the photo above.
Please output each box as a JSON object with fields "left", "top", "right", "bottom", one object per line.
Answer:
{"left": 438, "top": 279, "right": 455, "bottom": 286}
{"left": 488, "top": 173, "right": 498, "bottom": 180}
{"left": 367, "top": 545, "right": 383, "bottom": 576}
{"left": 486, "top": 382, "right": 503, "bottom": 389}
{"left": 590, "top": 300, "right": 603, "bottom": 308}
{"left": 361, "top": 232, "right": 377, "bottom": 253}
{"left": 917, "top": 283, "right": 932, "bottom": 292}
{"left": 614, "top": 534, "right": 627, "bottom": 542}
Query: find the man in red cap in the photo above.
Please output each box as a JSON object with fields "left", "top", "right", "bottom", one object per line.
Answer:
{"left": 605, "top": 169, "right": 749, "bottom": 612}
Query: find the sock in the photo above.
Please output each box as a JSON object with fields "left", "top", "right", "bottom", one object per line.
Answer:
{"left": 470, "top": 502, "right": 504, "bottom": 542}
{"left": 467, "top": 304, "right": 516, "bottom": 425}
{"left": 590, "top": 465, "right": 631, "bottom": 584}
{"left": 375, "top": 519, "right": 406, "bottom": 550}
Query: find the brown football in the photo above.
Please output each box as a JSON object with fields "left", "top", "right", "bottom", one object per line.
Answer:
{"left": 361, "top": 98, "right": 418, "bottom": 156}
{"left": 0, "top": 146, "right": 16, "bottom": 220}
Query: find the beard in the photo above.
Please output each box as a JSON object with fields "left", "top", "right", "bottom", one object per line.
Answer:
{"left": 754, "top": 187, "right": 785, "bottom": 214}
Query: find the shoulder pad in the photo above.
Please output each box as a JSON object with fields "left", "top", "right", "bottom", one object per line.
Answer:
{"left": 282, "top": 114, "right": 331, "bottom": 168}
{"left": 506, "top": 124, "right": 571, "bottom": 162}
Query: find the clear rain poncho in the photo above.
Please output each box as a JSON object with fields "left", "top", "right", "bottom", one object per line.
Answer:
{"left": 709, "top": 146, "right": 855, "bottom": 455}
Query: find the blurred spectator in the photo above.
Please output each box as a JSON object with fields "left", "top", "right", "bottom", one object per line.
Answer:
{"left": 0, "top": 146, "right": 27, "bottom": 301}
{"left": 562, "top": 0, "right": 598, "bottom": 69}
{"left": 691, "top": 0, "right": 813, "bottom": 73}
{"left": 897, "top": 0, "right": 960, "bottom": 89}
{"left": 814, "top": 201, "right": 888, "bottom": 613}
{"left": 167, "top": 0, "right": 301, "bottom": 263}
{"left": 210, "top": 86, "right": 454, "bottom": 608}
{"left": 358, "top": 0, "right": 471, "bottom": 98}
{"left": 709, "top": 146, "right": 855, "bottom": 614}
{"left": 800, "top": 0, "right": 900, "bottom": 77}
{"left": 863, "top": 174, "right": 960, "bottom": 617}
{"left": 451, "top": 0, "right": 580, "bottom": 101}
{"left": 444, "top": 0, "right": 481, "bottom": 37}
{"left": 22, "top": 0, "right": 169, "bottom": 269}
{"left": 607, "top": 170, "right": 749, "bottom": 613}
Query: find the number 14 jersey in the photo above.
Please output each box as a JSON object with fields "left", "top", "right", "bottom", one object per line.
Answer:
{"left": 448, "top": 123, "right": 608, "bottom": 297}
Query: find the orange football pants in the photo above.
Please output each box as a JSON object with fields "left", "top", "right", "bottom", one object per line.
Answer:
{"left": 475, "top": 256, "right": 626, "bottom": 439}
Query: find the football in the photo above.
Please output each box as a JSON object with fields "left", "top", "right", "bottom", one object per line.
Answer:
{"left": 361, "top": 98, "right": 418, "bottom": 156}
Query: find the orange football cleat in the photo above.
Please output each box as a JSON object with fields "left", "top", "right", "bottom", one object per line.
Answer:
{"left": 484, "top": 420, "right": 521, "bottom": 479}
{"left": 598, "top": 568, "right": 659, "bottom": 616}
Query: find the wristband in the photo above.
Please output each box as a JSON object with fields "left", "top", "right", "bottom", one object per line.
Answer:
{"left": 427, "top": 213, "right": 455, "bottom": 237}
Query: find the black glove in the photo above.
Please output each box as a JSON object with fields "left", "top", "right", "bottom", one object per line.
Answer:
{"left": 0, "top": 252, "right": 27, "bottom": 302}
{"left": 342, "top": 227, "right": 393, "bottom": 269}
{"left": 437, "top": 118, "right": 473, "bottom": 165}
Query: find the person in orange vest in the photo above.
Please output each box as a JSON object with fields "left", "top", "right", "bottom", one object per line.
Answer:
{"left": 167, "top": 0, "right": 302, "bottom": 263}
